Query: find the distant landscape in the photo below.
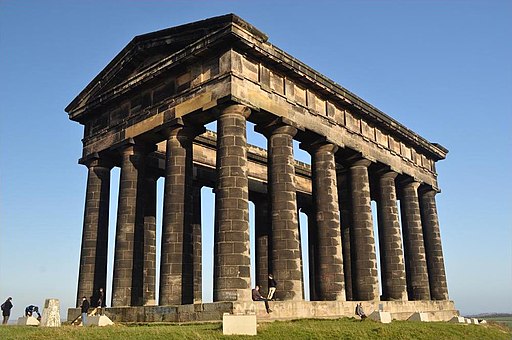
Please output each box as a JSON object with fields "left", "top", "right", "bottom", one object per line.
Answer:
{"left": 464, "top": 313, "right": 512, "bottom": 329}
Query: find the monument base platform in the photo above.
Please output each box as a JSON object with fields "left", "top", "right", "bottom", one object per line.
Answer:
{"left": 67, "top": 300, "right": 458, "bottom": 324}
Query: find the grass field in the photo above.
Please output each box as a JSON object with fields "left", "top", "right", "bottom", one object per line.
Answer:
{"left": 0, "top": 318, "right": 511, "bottom": 340}
{"left": 485, "top": 316, "right": 512, "bottom": 329}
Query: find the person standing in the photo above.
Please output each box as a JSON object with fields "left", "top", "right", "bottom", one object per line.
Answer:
{"left": 267, "top": 274, "right": 277, "bottom": 300}
{"left": 1, "top": 297, "right": 13, "bottom": 325}
{"left": 97, "top": 288, "right": 106, "bottom": 315}
{"left": 80, "top": 296, "right": 90, "bottom": 326}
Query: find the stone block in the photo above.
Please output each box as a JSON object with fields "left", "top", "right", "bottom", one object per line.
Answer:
{"left": 471, "top": 318, "right": 479, "bottom": 325}
{"left": 408, "top": 312, "right": 429, "bottom": 322}
{"left": 17, "top": 316, "right": 40, "bottom": 326}
{"left": 449, "top": 316, "right": 465, "bottom": 323}
{"left": 86, "top": 315, "right": 114, "bottom": 326}
{"left": 40, "top": 298, "right": 61, "bottom": 327}
{"left": 465, "top": 318, "right": 472, "bottom": 324}
{"left": 368, "top": 311, "right": 392, "bottom": 323}
{"left": 222, "top": 313, "right": 257, "bottom": 336}
{"left": 479, "top": 319, "right": 487, "bottom": 324}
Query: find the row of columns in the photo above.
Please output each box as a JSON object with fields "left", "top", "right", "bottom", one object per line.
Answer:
{"left": 77, "top": 104, "right": 448, "bottom": 307}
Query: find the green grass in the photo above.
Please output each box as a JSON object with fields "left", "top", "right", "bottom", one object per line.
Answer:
{"left": 485, "top": 316, "right": 512, "bottom": 329}
{"left": 0, "top": 318, "right": 510, "bottom": 339}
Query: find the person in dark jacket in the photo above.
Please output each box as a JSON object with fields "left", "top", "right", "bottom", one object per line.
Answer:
{"left": 1, "top": 297, "right": 13, "bottom": 325}
{"left": 25, "top": 305, "right": 42, "bottom": 320}
{"left": 80, "top": 296, "right": 90, "bottom": 326}
{"left": 267, "top": 274, "right": 277, "bottom": 300}
{"left": 252, "top": 285, "right": 272, "bottom": 313}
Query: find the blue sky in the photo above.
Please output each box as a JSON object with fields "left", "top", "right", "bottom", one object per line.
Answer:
{"left": 0, "top": 0, "right": 510, "bottom": 318}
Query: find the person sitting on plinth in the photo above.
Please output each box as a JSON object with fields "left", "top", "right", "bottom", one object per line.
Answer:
{"left": 355, "top": 302, "right": 367, "bottom": 320}
{"left": 252, "top": 285, "right": 272, "bottom": 313}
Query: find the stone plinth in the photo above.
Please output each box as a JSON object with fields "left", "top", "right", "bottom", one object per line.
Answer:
{"left": 17, "top": 316, "right": 40, "bottom": 326}
{"left": 41, "top": 298, "right": 61, "bottom": 327}
{"left": 408, "top": 312, "right": 429, "bottom": 322}
{"left": 222, "top": 313, "right": 257, "bottom": 335}
{"left": 369, "top": 311, "right": 392, "bottom": 323}
{"left": 86, "top": 315, "right": 114, "bottom": 326}
{"left": 449, "top": 316, "right": 465, "bottom": 323}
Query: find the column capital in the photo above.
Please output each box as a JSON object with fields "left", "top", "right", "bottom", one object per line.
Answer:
{"left": 349, "top": 157, "right": 372, "bottom": 168}
{"left": 399, "top": 177, "right": 422, "bottom": 190}
{"left": 419, "top": 184, "right": 440, "bottom": 196}
{"left": 79, "top": 153, "right": 114, "bottom": 169}
{"left": 299, "top": 136, "right": 338, "bottom": 155}
{"left": 255, "top": 117, "right": 299, "bottom": 138}
{"left": 161, "top": 118, "right": 206, "bottom": 141}
{"left": 377, "top": 168, "right": 399, "bottom": 180}
{"left": 220, "top": 104, "right": 251, "bottom": 118}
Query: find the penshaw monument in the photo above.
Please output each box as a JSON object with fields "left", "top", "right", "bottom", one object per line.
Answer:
{"left": 66, "top": 14, "right": 457, "bottom": 322}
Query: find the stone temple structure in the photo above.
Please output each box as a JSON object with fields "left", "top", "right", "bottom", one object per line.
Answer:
{"left": 66, "top": 14, "right": 457, "bottom": 322}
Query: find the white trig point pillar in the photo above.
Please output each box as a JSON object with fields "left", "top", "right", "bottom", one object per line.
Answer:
{"left": 40, "top": 298, "right": 61, "bottom": 327}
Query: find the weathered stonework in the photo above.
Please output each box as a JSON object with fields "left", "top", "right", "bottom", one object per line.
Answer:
{"left": 68, "top": 14, "right": 453, "bottom": 321}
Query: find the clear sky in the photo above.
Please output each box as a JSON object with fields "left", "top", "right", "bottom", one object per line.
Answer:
{"left": 0, "top": 0, "right": 510, "bottom": 318}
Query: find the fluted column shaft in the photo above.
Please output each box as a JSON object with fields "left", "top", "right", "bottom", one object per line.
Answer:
{"left": 400, "top": 180, "right": 431, "bottom": 300}
{"left": 77, "top": 158, "right": 111, "bottom": 307}
{"left": 142, "top": 173, "right": 157, "bottom": 306}
{"left": 349, "top": 159, "right": 379, "bottom": 301}
{"left": 160, "top": 124, "right": 197, "bottom": 305}
{"left": 420, "top": 188, "right": 449, "bottom": 300}
{"left": 259, "top": 121, "right": 303, "bottom": 301}
{"left": 337, "top": 170, "right": 353, "bottom": 301}
{"left": 213, "top": 105, "right": 252, "bottom": 302}
{"left": 310, "top": 143, "right": 345, "bottom": 300}
{"left": 112, "top": 144, "right": 147, "bottom": 307}
{"left": 376, "top": 171, "right": 407, "bottom": 301}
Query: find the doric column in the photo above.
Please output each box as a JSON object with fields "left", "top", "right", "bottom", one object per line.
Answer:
{"left": 142, "top": 172, "right": 158, "bottom": 306}
{"left": 349, "top": 158, "right": 379, "bottom": 301}
{"left": 112, "top": 143, "right": 147, "bottom": 307}
{"left": 160, "top": 121, "right": 203, "bottom": 305}
{"left": 337, "top": 169, "right": 353, "bottom": 301}
{"left": 376, "top": 170, "right": 407, "bottom": 301}
{"left": 192, "top": 184, "right": 203, "bottom": 303}
{"left": 252, "top": 193, "right": 270, "bottom": 294}
{"left": 213, "top": 104, "right": 252, "bottom": 302}
{"left": 306, "top": 142, "right": 345, "bottom": 300}
{"left": 400, "top": 179, "right": 430, "bottom": 300}
{"left": 419, "top": 187, "right": 449, "bottom": 300}
{"left": 76, "top": 156, "right": 111, "bottom": 307}
{"left": 256, "top": 118, "right": 303, "bottom": 301}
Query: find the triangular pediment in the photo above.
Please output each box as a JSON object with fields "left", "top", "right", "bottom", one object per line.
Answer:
{"left": 66, "top": 14, "right": 267, "bottom": 119}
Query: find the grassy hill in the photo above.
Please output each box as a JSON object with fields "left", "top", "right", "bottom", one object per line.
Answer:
{"left": 0, "top": 318, "right": 510, "bottom": 339}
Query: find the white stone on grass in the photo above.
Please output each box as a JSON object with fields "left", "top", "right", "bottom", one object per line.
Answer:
{"left": 40, "top": 298, "right": 61, "bottom": 327}
{"left": 449, "top": 316, "right": 465, "bottom": 323}
{"left": 408, "top": 312, "right": 429, "bottom": 322}
{"left": 222, "top": 312, "right": 257, "bottom": 335}
{"left": 86, "top": 315, "right": 114, "bottom": 326}
{"left": 368, "top": 311, "right": 392, "bottom": 323}
{"left": 17, "top": 316, "right": 40, "bottom": 326}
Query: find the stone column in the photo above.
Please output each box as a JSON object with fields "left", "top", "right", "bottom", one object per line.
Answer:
{"left": 257, "top": 119, "right": 303, "bottom": 301}
{"left": 376, "top": 170, "right": 407, "bottom": 301}
{"left": 253, "top": 194, "right": 270, "bottom": 294}
{"left": 400, "top": 179, "right": 431, "bottom": 300}
{"left": 112, "top": 143, "right": 147, "bottom": 307}
{"left": 142, "top": 172, "right": 158, "bottom": 306}
{"left": 160, "top": 122, "right": 202, "bottom": 305}
{"left": 419, "top": 188, "right": 449, "bottom": 300}
{"left": 349, "top": 158, "right": 379, "bottom": 301}
{"left": 192, "top": 184, "right": 203, "bottom": 303}
{"left": 213, "top": 104, "right": 252, "bottom": 302}
{"left": 337, "top": 169, "right": 353, "bottom": 301}
{"left": 77, "top": 156, "right": 111, "bottom": 307}
{"left": 308, "top": 142, "right": 345, "bottom": 300}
